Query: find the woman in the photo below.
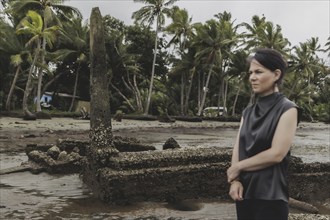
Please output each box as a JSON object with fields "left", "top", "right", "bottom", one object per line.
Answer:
{"left": 227, "top": 48, "right": 301, "bottom": 220}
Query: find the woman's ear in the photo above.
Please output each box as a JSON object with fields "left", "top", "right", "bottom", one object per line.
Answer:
{"left": 274, "top": 69, "right": 281, "bottom": 82}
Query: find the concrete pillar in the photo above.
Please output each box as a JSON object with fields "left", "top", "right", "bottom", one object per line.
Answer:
{"left": 89, "top": 7, "right": 117, "bottom": 154}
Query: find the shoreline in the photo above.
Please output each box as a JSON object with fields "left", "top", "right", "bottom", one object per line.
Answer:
{"left": 1, "top": 116, "right": 328, "bottom": 131}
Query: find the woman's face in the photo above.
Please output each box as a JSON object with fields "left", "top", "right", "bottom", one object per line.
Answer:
{"left": 249, "top": 59, "right": 280, "bottom": 97}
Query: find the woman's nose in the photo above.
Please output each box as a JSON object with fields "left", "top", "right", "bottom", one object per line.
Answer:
{"left": 249, "top": 73, "right": 256, "bottom": 81}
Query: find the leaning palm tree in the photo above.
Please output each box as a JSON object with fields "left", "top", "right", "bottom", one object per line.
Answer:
{"left": 7, "top": 0, "right": 81, "bottom": 112}
{"left": 0, "top": 18, "right": 30, "bottom": 111}
{"left": 132, "top": 0, "right": 178, "bottom": 115}
{"left": 16, "top": 10, "right": 59, "bottom": 118}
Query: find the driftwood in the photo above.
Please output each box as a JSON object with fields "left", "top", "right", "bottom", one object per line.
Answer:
{"left": 289, "top": 197, "right": 319, "bottom": 214}
{"left": 0, "top": 162, "right": 45, "bottom": 175}
{"left": 0, "top": 164, "right": 31, "bottom": 175}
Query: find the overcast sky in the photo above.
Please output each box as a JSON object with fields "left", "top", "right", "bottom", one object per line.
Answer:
{"left": 65, "top": 0, "right": 329, "bottom": 50}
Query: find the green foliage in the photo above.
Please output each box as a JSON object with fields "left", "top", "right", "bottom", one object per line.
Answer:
{"left": 1, "top": 2, "right": 329, "bottom": 122}
{"left": 312, "top": 104, "right": 330, "bottom": 123}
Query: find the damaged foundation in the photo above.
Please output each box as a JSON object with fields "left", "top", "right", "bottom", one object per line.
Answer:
{"left": 82, "top": 144, "right": 330, "bottom": 207}
{"left": 6, "top": 138, "right": 328, "bottom": 213}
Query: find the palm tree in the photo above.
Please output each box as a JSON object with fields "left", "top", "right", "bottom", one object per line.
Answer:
{"left": 193, "top": 20, "right": 221, "bottom": 116}
{"left": 8, "top": 0, "right": 82, "bottom": 112}
{"left": 226, "top": 50, "right": 249, "bottom": 116}
{"left": 165, "top": 6, "right": 194, "bottom": 115}
{"left": 16, "top": 10, "right": 59, "bottom": 117}
{"left": 213, "top": 12, "right": 241, "bottom": 116}
{"left": 132, "top": 0, "right": 178, "bottom": 115}
{"left": 287, "top": 38, "right": 324, "bottom": 121}
{"left": 103, "top": 15, "right": 144, "bottom": 113}
{"left": 0, "top": 18, "right": 29, "bottom": 111}
{"left": 324, "top": 36, "right": 330, "bottom": 58}
{"left": 168, "top": 46, "right": 198, "bottom": 115}
{"left": 243, "top": 15, "right": 290, "bottom": 52}
{"left": 50, "top": 16, "right": 89, "bottom": 111}
{"left": 193, "top": 18, "right": 238, "bottom": 116}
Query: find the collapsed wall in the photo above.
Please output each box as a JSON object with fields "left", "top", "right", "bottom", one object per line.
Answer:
{"left": 16, "top": 138, "right": 329, "bottom": 206}
{"left": 82, "top": 147, "right": 232, "bottom": 204}
{"left": 82, "top": 145, "right": 330, "bottom": 205}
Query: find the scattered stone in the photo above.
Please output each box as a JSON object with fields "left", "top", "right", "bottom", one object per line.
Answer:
{"left": 26, "top": 144, "right": 53, "bottom": 154}
{"left": 47, "top": 146, "right": 60, "bottom": 160}
{"left": 73, "top": 147, "right": 80, "bottom": 153}
{"left": 163, "top": 138, "right": 181, "bottom": 150}
{"left": 20, "top": 134, "right": 37, "bottom": 138}
{"left": 57, "top": 151, "right": 69, "bottom": 161}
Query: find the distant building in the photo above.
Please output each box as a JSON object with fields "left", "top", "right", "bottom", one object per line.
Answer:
{"left": 202, "top": 107, "right": 227, "bottom": 117}
{"left": 35, "top": 92, "right": 80, "bottom": 111}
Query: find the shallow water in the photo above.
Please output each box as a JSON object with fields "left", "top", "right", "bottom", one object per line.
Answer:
{"left": 0, "top": 170, "right": 237, "bottom": 219}
{"left": 0, "top": 126, "right": 329, "bottom": 219}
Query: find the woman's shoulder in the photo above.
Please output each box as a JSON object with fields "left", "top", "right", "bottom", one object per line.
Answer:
{"left": 280, "top": 95, "right": 298, "bottom": 109}
{"left": 280, "top": 95, "right": 302, "bottom": 122}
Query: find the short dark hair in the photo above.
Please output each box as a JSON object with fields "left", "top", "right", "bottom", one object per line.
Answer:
{"left": 248, "top": 48, "right": 288, "bottom": 84}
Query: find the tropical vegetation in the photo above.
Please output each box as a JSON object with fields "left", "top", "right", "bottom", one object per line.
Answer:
{"left": 1, "top": 0, "right": 329, "bottom": 122}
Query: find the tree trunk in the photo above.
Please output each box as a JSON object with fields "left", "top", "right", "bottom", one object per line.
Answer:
{"left": 184, "top": 68, "right": 195, "bottom": 115}
{"left": 197, "top": 71, "right": 201, "bottom": 111}
{"left": 222, "top": 77, "right": 228, "bottom": 116}
{"left": 69, "top": 65, "right": 81, "bottom": 112}
{"left": 197, "top": 62, "right": 214, "bottom": 116}
{"left": 144, "top": 17, "right": 160, "bottom": 115}
{"left": 216, "top": 79, "right": 222, "bottom": 116}
{"left": 89, "top": 7, "right": 116, "bottom": 152}
{"left": 23, "top": 44, "right": 40, "bottom": 118}
{"left": 36, "top": 26, "right": 48, "bottom": 113}
{"left": 231, "top": 83, "right": 241, "bottom": 116}
{"left": 180, "top": 73, "right": 184, "bottom": 115}
{"left": 133, "top": 73, "right": 143, "bottom": 112}
{"left": 41, "top": 71, "right": 66, "bottom": 96}
{"left": 110, "top": 82, "right": 136, "bottom": 111}
{"left": 5, "top": 65, "right": 21, "bottom": 111}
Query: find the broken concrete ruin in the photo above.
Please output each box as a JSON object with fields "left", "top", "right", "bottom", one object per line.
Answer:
{"left": 15, "top": 138, "right": 329, "bottom": 213}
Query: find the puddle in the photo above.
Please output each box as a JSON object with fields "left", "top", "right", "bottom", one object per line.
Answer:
{"left": 0, "top": 170, "right": 237, "bottom": 219}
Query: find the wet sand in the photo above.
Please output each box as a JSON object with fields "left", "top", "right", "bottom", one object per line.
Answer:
{"left": 0, "top": 117, "right": 329, "bottom": 219}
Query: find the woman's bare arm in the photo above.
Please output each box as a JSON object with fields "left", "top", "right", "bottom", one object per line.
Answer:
{"left": 227, "top": 107, "right": 298, "bottom": 182}
{"left": 231, "top": 117, "right": 244, "bottom": 165}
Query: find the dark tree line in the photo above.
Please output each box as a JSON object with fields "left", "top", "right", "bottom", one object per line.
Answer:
{"left": 1, "top": 0, "right": 329, "bottom": 122}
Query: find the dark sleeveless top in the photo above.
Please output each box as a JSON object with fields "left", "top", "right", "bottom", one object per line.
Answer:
{"left": 239, "top": 92, "right": 299, "bottom": 202}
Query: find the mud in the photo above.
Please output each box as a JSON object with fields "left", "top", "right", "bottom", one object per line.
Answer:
{"left": 0, "top": 117, "right": 329, "bottom": 219}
